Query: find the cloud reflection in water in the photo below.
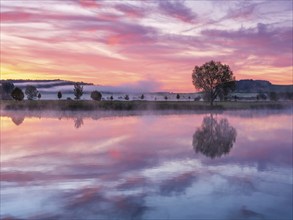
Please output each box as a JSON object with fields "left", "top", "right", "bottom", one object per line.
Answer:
{"left": 0, "top": 110, "right": 292, "bottom": 219}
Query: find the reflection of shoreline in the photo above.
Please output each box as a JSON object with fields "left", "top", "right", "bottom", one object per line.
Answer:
{"left": 1, "top": 108, "right": 292, "bottom": 122}
{"left": 1, "top": 109, "right": 226, "bottom": 123}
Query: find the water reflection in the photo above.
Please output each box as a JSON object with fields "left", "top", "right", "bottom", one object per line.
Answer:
{"left": 11, "top": 115, "right": 25, "bottom": 126}
{"left": 60, "top": 189, "right": 149, "bottom": 220}
{"left": 0, "top": 110, "right": 292, "bottom": 219}
{"left": 192, "top": 115, "right": 237, "bottom": 159}
{"left": 159, "top": 171, "right": 196, "bottom": 196}
{"left": 74, "top": 117, "right": 84, "bottom": 129}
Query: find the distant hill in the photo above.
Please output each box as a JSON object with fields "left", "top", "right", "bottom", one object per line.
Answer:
{"left": 235, "top": 80, "right": 293, "bottom": 93}
{"left": 0, "top": 79, "right": 93, "bottom": 89}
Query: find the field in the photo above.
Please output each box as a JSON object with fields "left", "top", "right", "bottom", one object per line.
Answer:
{"left": 1, "top": 100, "right": 291, "bottom": 111}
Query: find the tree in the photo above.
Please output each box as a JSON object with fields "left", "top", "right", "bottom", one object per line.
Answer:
{"left": 73, "top": 83, "right": 83, "bottom": 100}
{"left": 11, "top": 87, "right": 24, "bottom": 101}
{"left": 25, "top": 85, "right": 38, "bottom": 100}
{"left": 194, "top": 97, "right": 200, "bottom": 101}
{"left": 176, "top": 94, "right": 180, "bottom": 100}
{"left": 110, "top": 95, "right": 113, "bottom": 101}
{"left": 90, "top": 90, "right": 102, "bottom": 101}
{"left": 192, "top": 60, "right": 236, "bottom": 106}
{"left": 165, "top": 96, "right": 168, "bottom": 100}
{"left": 269, "top": 92, "right": 278, "bottom": 101}
{"left": 140, "top": 94, "right": 144, "bottom": 100}
{"left": 1, "top": 81, "right": 15, "bottom": 100}
{"left": 57, "top": 91, "right": 62, "bottom": 100}
{"left": 257, "top": 92, "right": 267, "bottom": 101}
{"left": 285, "top": 92, "right": 293, "bottom": 100}
{"left": 37, "top": 93, "right": 41, "bottom": 99}
{"left": 125, "top": 95, "right": 129, "bottom": 100}
{"left": 192, "top": 115, "right": 237, "bottom": 159}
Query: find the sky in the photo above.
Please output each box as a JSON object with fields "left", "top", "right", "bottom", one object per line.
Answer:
{"left": 0, "top": 0, "right": 292, "bottom": 92}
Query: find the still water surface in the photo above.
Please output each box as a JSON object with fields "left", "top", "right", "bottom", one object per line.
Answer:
{"left": 1, "top": 110, "right": 292, "bottom": 219}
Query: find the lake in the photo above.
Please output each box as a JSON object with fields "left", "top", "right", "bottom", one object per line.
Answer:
{"left": 1, "top": 109, "right": 292, "bottom": 220}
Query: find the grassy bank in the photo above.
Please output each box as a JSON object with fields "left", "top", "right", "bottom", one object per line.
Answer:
{"left": 1, "top": 100, "right": 291, "bottom": 111}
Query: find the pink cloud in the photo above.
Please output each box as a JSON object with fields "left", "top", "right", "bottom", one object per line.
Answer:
{"left": 158, "top": 0, "right": 197, "bottom": 23}
{"left": 0, "top": 11, "right": 33, "bottom": 22}
{"left": 201, "top": 23, "right": 292, "bottom": 69}
{"left": 224, "top": 3, "right": 258, "bottom": 20}
{"left": 78, "top": 0, "right": 102, "bottom": 8}
{"left": 1, "top": 1, "right": 292, "bottom": 90}
{"left": 114, "top": 3, "right": 146, "bottom": 18}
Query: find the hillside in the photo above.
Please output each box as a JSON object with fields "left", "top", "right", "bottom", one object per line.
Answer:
{"left": 236, "top": 79, "right": 293, "bottom": 93}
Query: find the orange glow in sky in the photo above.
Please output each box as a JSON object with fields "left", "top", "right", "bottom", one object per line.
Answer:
{"left": 0, "top": 0, "right": 292, "bottom": 92}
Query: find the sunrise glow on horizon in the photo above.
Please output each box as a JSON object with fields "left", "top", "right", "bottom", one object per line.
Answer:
{"left": 0, "top": 0, "right": 292, "bottom": 92}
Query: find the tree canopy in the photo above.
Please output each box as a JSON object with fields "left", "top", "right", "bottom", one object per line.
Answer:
{"left": 90, "top": 90, "right": 102, "bottom": 101}
{"left": 57, "top": 91, "right": 62, "bottom": 100}
{"left": 192, "top": 60, "right": 235, "bottom": 105}
{"left": 11, "top": 87, "right": 24, "bottom": 101}
{"left": 73, "top": 83, "right": 83, "bottom": 100}
{"left": 25, "top": 85, "right": 38, "bottom": 100}
{"left": 1, "top": 81, "right": 15, "bottom": 100}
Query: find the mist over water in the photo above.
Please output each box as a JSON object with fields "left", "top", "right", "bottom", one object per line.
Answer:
{"left": 1, "top": 110, "right": 292, "bottom": 219}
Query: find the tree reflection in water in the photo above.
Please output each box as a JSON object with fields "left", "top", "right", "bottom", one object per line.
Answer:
{"left": 74, "top": 117, "right": 84, "bottom": 129}
{"left": 11, "top": 115, "right": 25, "bottom": 126}
{"left": 193, "top": 115, "right": 237, "bottom": 159}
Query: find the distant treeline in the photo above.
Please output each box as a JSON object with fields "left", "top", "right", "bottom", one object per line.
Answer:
{"left": 1, "top": 79, "right": 293, "bottom": 101}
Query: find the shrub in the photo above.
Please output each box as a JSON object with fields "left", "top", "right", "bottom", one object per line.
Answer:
{"left": 57, "top": 91, "right": 62, "bottom": 100}
{"left": 73, "top": 83, "right": 83, "bottom": 100}
{"left": 25, "top": 85, "right": 38, "bottom": 100}
{"left": 91, "top": 90, "right": 102, "bottom": 101}
{"left": 269, "top": 92, "right": 278, "bottom": 101}
{"left": 11, "top": 87, "right": 24, "bottom": 101}
{"left": 257, "top": 93, "right": 267, "bottom": 100}
{"left": 1, "top": 81, "right": 15, "bottom": 100}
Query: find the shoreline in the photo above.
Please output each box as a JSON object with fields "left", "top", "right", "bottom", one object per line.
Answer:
{"left": 1, "top": 100, "right": 292, "bottom": 111}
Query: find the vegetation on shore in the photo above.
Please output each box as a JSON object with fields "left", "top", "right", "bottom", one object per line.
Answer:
{"left": 1, "top": 99, "right": 291, "bottom": 111}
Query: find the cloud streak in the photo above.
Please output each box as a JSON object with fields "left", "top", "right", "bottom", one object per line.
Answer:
{"left": 158, "top": 0, "right": 197, "bottom": 23}
{"left": 1, "top": 0, "right": 292, "bottom": 91}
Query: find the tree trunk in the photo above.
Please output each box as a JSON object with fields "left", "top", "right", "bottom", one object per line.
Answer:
{"left": 210, "top": 90, "right": 213, "bottom": 106}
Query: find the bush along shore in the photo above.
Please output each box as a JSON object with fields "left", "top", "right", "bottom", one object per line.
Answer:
{"left": 0, "top": 100, "right": 291, "bottom": 111}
